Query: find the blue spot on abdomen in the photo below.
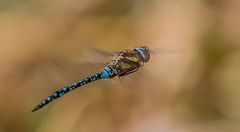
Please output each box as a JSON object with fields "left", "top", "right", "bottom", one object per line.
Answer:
{"left": 101, "top": 70, "right": 110, "bottom": 78}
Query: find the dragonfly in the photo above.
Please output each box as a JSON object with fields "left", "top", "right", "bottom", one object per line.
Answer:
{"left": 32, "top": 46, "right": 150, "bottom": 112}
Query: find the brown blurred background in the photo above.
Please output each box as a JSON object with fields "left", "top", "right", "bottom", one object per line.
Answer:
{"left": 0, "top": 0, "right": 240, "bottom": 132}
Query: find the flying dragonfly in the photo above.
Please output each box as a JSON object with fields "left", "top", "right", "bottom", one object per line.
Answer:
{"left": 32, "top": 46, "right": 150, "bottom": 112}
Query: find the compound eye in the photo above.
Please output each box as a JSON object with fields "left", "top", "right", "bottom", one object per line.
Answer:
{"left": 139, "top": 46, "right": 149, "bottom": 52}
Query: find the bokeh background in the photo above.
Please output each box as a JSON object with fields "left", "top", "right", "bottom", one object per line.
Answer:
{"left": 0, "top": 0, "right": 240, "bottom": 132}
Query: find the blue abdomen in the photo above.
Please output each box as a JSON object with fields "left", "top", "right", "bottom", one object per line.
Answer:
{"left": 32, "top": 66, "right": 119, "bottom": 112}
{"left": 101, "top": 66, "right": 119, "bottom": 78}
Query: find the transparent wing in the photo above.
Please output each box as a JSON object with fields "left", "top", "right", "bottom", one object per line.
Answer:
{"left": 83, "top": 48, "right": 115, "bottom": 65}
{"left": 30, "top": 48, "right": 173, "bottom": 92}
{"left": 151, "top": 48, "right": 187, "bottom": 55}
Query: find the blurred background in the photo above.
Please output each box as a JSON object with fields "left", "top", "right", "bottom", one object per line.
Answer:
{"left": 0, "top": 0, "right": 240, "bottom": 132}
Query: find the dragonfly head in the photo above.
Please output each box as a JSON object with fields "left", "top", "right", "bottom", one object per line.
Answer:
{"left": 134, "top": 46, "right": 150, "bottom": 62}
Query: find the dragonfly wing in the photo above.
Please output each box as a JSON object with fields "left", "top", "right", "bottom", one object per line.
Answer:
{"left": 118, "top": 68, "right": 139, "bottom": 77}
{"left": 83, "top": 48, "right": 116, "bottom": 65}
{"left": 118, "top": 67, "right": 150, "bottom": 89}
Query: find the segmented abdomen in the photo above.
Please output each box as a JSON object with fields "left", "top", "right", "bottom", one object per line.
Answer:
{"left": 32, "top": 66, "right": 119, "bottom": 112}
